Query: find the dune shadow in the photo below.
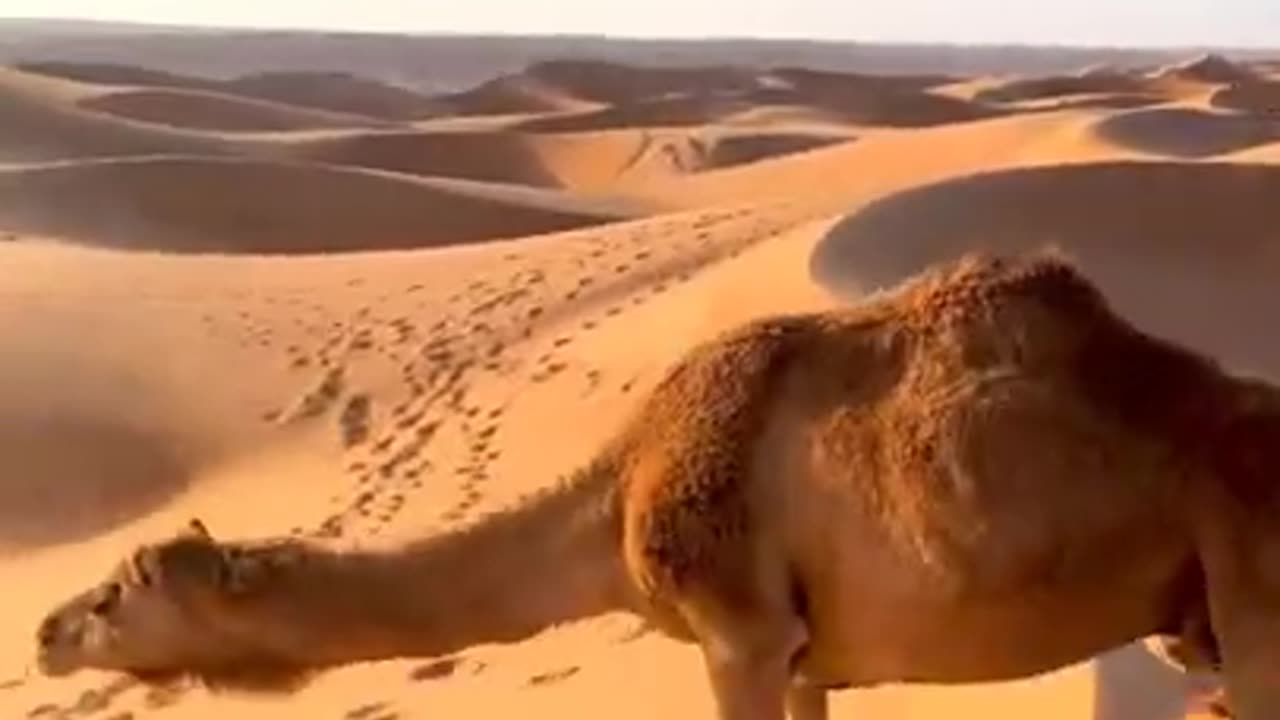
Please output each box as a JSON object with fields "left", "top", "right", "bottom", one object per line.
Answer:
{"left": 811, "top": 161, "right": 1280, "bottom": 380}
{"left": 0, "top": 415, "right": 196, "bottom": 549}
{"left": 1211, "top": 81, "right": 1280, "bottom": 117}
{"left": 0, "top": 156, "right": 625, "bottom": 254}
{"left": 1094, "top": 107, "right": 1280, "bottom": 158}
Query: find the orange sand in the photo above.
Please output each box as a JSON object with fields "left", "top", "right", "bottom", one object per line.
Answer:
{"left": 3, "top": 50, "right": 1277, "bottom": 720}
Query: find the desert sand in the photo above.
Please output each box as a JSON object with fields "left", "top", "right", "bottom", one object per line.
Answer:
{"left": 2, "top": 47, "right": 1276, "bottom": 720}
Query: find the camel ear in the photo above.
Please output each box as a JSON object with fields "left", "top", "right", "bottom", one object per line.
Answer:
{"left": 184, "top": 518, "right": 212, "bottom": 539}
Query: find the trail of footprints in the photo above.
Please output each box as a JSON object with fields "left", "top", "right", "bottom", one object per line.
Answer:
{"left": 11, "top": 205, "right": 831, "bottom": 720}
{"left": 265, "top": 206, "right": 811, "bottom": 540}
{"left": 21, "top": 206, "right": 813, "bottom": 717}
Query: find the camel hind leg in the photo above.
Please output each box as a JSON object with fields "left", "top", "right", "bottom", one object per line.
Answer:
{"left": 1194, "top": 509, "right": 1280, "bottom": 719}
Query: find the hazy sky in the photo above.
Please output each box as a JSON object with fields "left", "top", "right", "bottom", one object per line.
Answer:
{"left": 6, "top": 0, "right": 1280, "bottom": 48}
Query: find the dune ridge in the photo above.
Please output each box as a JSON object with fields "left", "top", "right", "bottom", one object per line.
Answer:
{"left": 0, "top": 155, "right": 635, "bottom": 253}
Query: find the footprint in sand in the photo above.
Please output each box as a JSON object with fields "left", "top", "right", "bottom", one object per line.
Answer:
{"left": 370, "top": 434, "right": 396, "bottom": 455}
{"left": 283, "top": 366, "right": 346, "bottom": 422}
{"left": 408, "top": 656, "right": 464, "bottom": 682}
{"left": 339, "top": 394, "right": 373, "bottom": 448}
{"left": 349, "top": 331, "right": 375, "bottom": 352}
{"left": 0, "top": 676, "right": 25, "bottom": 691}
{"left": 345, "top": 701, "right": 395, "bottom": 720}
{"left": 528, "top": 666, "right": 581, "bottom": 686}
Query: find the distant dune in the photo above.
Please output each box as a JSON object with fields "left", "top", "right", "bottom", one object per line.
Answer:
{"left": 15, "top": 60, "right": 216, "bottom": 90}
{"left": 1210, "top": 81, "right": 1280, "bottom": 116}
{"left": 1154, "top": 53, "right": 1258, "bottom": 84}
{"left": 974, "top": 73, "right": 1149, "bottom": 104}
{"left": 17, "top": 61, "right": 443, "bottom": 120}
{"left": 522, "top": 59, "right": 761, "bottom": 105}
{"left": 437, "top": 74, "right": 597, "bottom": 116}
{"left": 222, "top": 72, "right": 443, "bottom": 120}
{"left": 0, "top": 156, "right": 632, "bottom": 253}
{"left": 516, "top": 95, "right": 753, "bottom": 132}
{"left": 0, "top": 68, "right": 228, "bottom": 161}
{"left": 274, "top": 130, "right": 563, "bottom": 186}
{"left": 517, "top": 82, "right": 996, "bottom": 132}
{"left": 79, "top": 87, "right": 389, "bottom": 132}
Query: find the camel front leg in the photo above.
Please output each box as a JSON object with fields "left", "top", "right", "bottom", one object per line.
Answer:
{"left": 701, "top": 640, "right": 792, "bottom": 720}
{"left": 786, "top": 683, "right": 829, "bottom": 720}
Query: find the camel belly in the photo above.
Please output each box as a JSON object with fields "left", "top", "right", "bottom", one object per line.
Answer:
{"left": 798, "top": 576, "right": 1183, "bottom": 686}
{"left": 788, "top": 486, "right": 1194, "bottom": 687}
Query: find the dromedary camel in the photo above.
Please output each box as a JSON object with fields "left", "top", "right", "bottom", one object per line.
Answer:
{"left": 36, "top": 252, "right": 1280, "bottom": 719}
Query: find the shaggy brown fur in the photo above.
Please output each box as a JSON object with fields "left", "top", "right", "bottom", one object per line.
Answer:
{"left": 37, "top": 252, "right": 1280, "bottom": 719}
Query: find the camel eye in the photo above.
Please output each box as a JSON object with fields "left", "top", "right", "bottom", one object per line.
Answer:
{"left": 90, "top": 583, "right": 122, "bottom": 616}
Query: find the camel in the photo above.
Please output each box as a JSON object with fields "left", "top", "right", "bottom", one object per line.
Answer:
{"left": 35, "top": 251, "right": 1280, "bottom": 719}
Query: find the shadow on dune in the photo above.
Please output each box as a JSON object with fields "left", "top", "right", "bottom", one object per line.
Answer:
{"left": 1094, "top": 107, "right": 1280, "bottom": 158}
{"left": 812, "top": 161, "right": 1280, "bottom": 380}
{"left": 0, "top": 415, "right": 194, "bottom": 549}
{"left": 1211, "top": 80, "right": 1280, "bottom": 117}
{"left": 278, "top": 130, "right": 563, "bottom": 186}
{"left": 0, "top": 156, "right": 629, "bottom": 253}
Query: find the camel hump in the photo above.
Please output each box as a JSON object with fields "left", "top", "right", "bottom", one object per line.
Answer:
{"left": 901, "top": 250, "right": 1109, "bottom": 327}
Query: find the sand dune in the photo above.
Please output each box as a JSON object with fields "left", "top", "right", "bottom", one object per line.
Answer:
{"left": 15, "top": 60, "right": 216, "bottom": 90}
{"left": 274, "top": 129, "right": 564, "bottom": 185}
{"left": 18, "top": 61, "right": 443, "bottom": 121}
{"left": 515, "top": 94, "right": 754, "bottom": 132}
{"left": 522, "top": 59, "right": 760, "bottom": 105}
{"left": 770, "top": 66, "right": 958, "bottom": 94}
{"left": 700, "top": 131, "right": 850, "bottom": 168}
{"left": 0, "top": 68, "right": 228, "bottom": 161}
{"left": 1092, "top": 107, "right": 1280, "bottom": 157}
{"left": 974, "top": 72, "right": 1149, "bottom": 104}
{"left": 1154, "top": 53, "right": 1257, "bottom": 85}
{"left": 814, "top": 160, "right": 1280, "bottom": 376}
{"left": 516, "top": 84, "right": 995, "bottom": 133}
{"left": 79, "top": 87, "right": 389, "bottom": 132}
{"left": 1210, "top": 80, "right": 1280, "bottom": 116}
{"left": 223, "top": 71, "right": 442, "bottom": 120}
{"left": 437, "top": 74, "right": 598, "bottom": 116}
{"left": 0, "top": 156, "right": 633, "bottom": 252}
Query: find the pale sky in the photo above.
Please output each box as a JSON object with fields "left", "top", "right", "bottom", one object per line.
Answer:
{"left": 5, "top": 0, "right": 1280, "bottom": 48}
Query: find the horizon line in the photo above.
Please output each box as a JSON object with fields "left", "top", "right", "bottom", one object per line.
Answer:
{"left": 3, "top": 15, "right": 1279, "bottom": 54}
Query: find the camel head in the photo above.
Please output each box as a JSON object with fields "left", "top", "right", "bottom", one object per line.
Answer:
{"left": 34, "top": 519, "right": 310, "bottom": 690}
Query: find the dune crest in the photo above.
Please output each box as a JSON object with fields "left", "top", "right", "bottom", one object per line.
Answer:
{"left": 0, "top": 156, "right": 633, "bottom": 253}
{"left": 79, "top": 88, "right": 388, "bottom": 132}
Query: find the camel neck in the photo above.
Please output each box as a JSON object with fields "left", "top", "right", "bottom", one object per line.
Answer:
{"left": 230, "top": 459, "right": 630, "bottom": 668}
